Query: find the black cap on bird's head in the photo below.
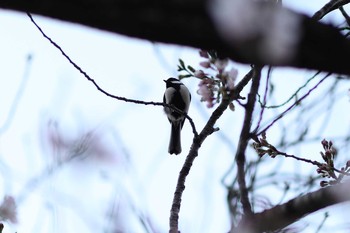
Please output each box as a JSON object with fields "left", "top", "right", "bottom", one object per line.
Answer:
{"left": 164, "top": 77, "right": 178, "bottom": 82}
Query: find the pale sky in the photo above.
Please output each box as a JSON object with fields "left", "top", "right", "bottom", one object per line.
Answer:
{"left": 0, "top": 1, "right": 350, "bottom": 233}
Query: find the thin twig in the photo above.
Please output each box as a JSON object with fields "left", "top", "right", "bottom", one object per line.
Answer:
{"left": 276, "top": 151, "right": 321, "bottom": 167}
{"left": 339, "top": 6, "right": 350, "bottom": 26}
{"left": 169, "top": 66, "right": 259, "bottom": 233}
{"left": 26, "top": 13, "right": 154, "bottom": 105}
{"left": 254, "top": 66, "right": 272, "bottom": 133}
{"left": 26, "top": 12, "right": 199, "bottom": 136}
{"left": 256, "top": 70, "right": 321, "bottom": 109}
{"left": 315, "top": 212, "right": 329, "bottom": 233}
{"left": 256, "top": 73, "right": 331, "bottom": 136}
{"left": 276, "top": 150, "right": 350, "bottom": 176}
{"left": 0, "top": 54, "right": 32, "bottom": 134}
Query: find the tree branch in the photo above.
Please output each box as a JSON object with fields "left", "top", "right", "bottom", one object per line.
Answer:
{"left": 234, "top": 179, "right": 350, "bottom": 232}
{"left": 312, "top": 0, "right": 350, "bottom": 20}
{"left": 235, "top": 66, "right": 262, "bottom": 216}
{"left": 2, "top": 1, "right": 350, "bottom": 74}
{"left": 26, "top": 13, "right": 201, "bottom": 137}
{"left": 256, "top": 72, "right": 330, "bottom": 136}
{"left": 169, "top": 66, "right": 260, "bottom": 233}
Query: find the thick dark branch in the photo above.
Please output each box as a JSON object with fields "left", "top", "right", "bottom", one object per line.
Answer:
{"left": 312, "top": 0, "right": 350, "bottom": 20}
{"left": 2, "top": 1, "right": 350, "bottom": 75}
{"left": 169, "top": 66, "right": 259, "bottom": 233}
{"left": 1, "top": 0, "right": 224, "bottom": 58}
{"left": 235, "top": 66, "right": 262, "bottom": 215}
{"left": 235, "top": 179, "right": 350, "bottom": 232}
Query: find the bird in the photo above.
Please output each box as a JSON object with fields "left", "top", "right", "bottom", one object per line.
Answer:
{"left": 163, "top": 77, "right": 191, "bottom": 155}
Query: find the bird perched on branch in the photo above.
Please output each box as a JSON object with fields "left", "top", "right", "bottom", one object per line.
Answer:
{"left": 163, "top": 78, "right": 191, "bottom": 155}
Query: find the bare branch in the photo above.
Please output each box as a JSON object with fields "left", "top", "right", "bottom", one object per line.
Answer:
{"left": 169, "top": 66, "right": 261, "bottom": 232}
{"left": 234, "top": 179, "right": 350, "bottom": 232}
{"left": 312, "top": 0, "right": 350, "bottom": 20}
{"left": 1, "top": 1, "right": 350, "bottom": 74}
{"left": 235, "top": 66, "right": 262, "bottom": 215}
{"left": 256, "top": 72, "right": 331, "bottom": 136}
{"left": 26, "top": 13, "right": 161, "bottom": 106}
{"left": 26, "top": 13, "right": 200, "bottom": 137}
{"left": 0, "top": 54, "right": 32, "bottom": 134}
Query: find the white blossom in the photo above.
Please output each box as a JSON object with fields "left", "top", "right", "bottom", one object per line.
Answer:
{"left": 209, "top": 0, "right": 301, "bottom": 63}
{"left": 225, "top": 67, "right": 238, "bottom": 90}
{"left": 214, "top": 59, "right": 228, "bottom": 72}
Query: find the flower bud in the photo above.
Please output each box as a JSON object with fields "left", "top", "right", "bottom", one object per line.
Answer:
{"left": 320, "top": 181, "right": 328, "bottom": 187}
{"left": 200, "top": 61, "right": 211, "bottom": 68}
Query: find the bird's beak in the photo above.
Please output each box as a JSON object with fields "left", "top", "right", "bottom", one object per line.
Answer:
{"left": 163, "top": 80, "right": 166, "bottom": 83}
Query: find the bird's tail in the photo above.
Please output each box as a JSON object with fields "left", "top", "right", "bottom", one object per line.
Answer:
{"left": 169, "top": 122, "right": 182, "bottom": 155}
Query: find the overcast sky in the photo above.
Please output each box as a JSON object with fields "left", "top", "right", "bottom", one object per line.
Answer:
{"left": 1, "top": 1, "right": 350, "bottom": 233}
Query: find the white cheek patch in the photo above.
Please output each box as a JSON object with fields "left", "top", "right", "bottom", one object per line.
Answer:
{"left": 171, "top": 80, "right": 183, "bottom": 85}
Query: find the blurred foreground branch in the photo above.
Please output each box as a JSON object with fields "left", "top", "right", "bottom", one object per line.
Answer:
{"left": 1, "top": 1, "right": 350, "bottom": 74}
{"left": 234, "top": 178, "right": 350, "bottom": 232}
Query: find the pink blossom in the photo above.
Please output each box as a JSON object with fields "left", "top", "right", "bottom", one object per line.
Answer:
{"left": 197, "top": 79, "right": 216, "bottom": 108}
{"left": 225, "top": 67, "right": 238, "bottom": 90}
{"left": 194, "top": 70, "right": 205, "bottom": 78}
{"left": 198, "top": 84, "right": 212, "bottom": 102}
{"left": 227, "top": 67, "right": 238, "bottom": 80}
{"left": 214, "top": 59, "right": 228, "bottom": 72}
{"left": 199, "top": 50, "right": 209, "bottom": 58}
{"left": 200, "top": 61, "right": 211, "bottom": 68}
{"left": 206, "top": 100, "right": 215, "bottom": 108}
{"left": 0, "top": 196, "right": 17, "bottom": 224}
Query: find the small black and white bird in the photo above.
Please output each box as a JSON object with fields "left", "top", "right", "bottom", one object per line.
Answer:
{"left": 163, "top": 78, "right": 191, "bottom": 155}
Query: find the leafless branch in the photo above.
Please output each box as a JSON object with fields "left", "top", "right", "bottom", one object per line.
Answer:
{"left": 235, "top": 66, "right": 262, "bottom": 215}
{"left": 312, "top": 0, "right": 350, "bottom": 20}
{"left": 1, "top": 1, "right": 350, "bottom": 74}
{"left": 256, "top": 73, "right": 331, "bottom": 136}
{"left": 234, "top": 179, "right": 350, "bottom": 232}
{"left": 26, "top": 12, "right": 199, "bottom": 137}
{"left": 169, "top": 66, "right": 262, "bottom": 232}
{"left": 0, "top": 54, "right": 32, "bottom": 134}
